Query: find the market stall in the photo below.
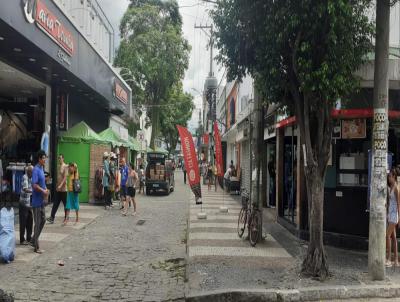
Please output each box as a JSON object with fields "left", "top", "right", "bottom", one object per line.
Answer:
{"left": 58, "top": 121, "right": 110, "bottom": 203}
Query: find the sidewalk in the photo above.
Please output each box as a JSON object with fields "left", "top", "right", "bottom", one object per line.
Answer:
{"left": 186, "top": 188, "right": 400, "bottom": 301}
{"left": 12, "top": 204, "right": 103, "bottom": 263}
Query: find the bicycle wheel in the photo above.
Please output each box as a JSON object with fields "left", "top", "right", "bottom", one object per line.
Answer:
{"left": 237, "top": 207, "right": 247, "bottom": 238}
{"left": 249, "top": 209, "right": 262, "bottom": 247}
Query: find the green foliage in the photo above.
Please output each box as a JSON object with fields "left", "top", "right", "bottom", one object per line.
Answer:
{"left": 212, "top": 0, "right": 374, "bottom": 109}
{"left": 115, "top": 0, "right": 190, "bottom": 148}
{"left": 160, "top": 84, "right": 195, "bottom": 154}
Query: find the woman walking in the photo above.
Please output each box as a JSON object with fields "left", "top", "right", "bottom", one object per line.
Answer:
{"left": 122, "top": 163, "right": 138, "bottom": 216}
{"left": 386, "top": 168, "right": 400, "bottom": 267}
{"left": 64, "top": 163, "right": 80, "bottom": 226}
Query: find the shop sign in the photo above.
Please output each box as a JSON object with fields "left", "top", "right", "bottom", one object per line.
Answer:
{"left": 341, "top": 119, "right": 366, "bottom": 139}
{"left": 58, "top": 94, "right": 68, "bottom": 131}
{"left": 264, "top": 114, "right": 276, "bottom": 140}
{"left": 113, "top": 79, "right": 128, "bottom": 105}
{"left": 23, "top": 0, "right": 75, "bottom": 56}
{"left": 137, "top": 130, "right": 145, "bottom": 142}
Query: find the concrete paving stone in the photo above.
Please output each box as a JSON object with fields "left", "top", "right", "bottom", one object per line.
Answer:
{"left": 189, "top": 222, "right": 237, "bottom": 229}
{"left": 188, "top": 246, "right": 292, "bottom": 258}
{"left": 190, "top": 205, "right": 241, "bottom": 210}
{"left": 190, "top": 215, "right": 237, "bottom": 221}
{"left": 189, "top": 232, "right": 241, "bottom": 240}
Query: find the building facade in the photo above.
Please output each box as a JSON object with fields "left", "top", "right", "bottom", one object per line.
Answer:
{"left": 0, "top": 0, "right": 131, "bottom": 201}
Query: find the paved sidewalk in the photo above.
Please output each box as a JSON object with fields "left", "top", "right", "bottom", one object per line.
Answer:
{"left": 12, "top": 204, "right": 103, "bottom": 263}
{"left": 186, "top": 188, "right": 400, "bottom": 301}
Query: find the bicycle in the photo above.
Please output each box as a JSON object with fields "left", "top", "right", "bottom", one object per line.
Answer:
{"left": 237, "top": 188, "right": 262, "bottom": 247}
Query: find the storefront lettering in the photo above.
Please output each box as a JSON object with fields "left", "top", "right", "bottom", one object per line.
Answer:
{"left": 113, "top": 80, "right": 128, "bottom": 104}
{"left": 57, "top": 49, "right": 71, "bottom": 67}
{"left": 24, "top": 0, "right": 75, "bottom": 56}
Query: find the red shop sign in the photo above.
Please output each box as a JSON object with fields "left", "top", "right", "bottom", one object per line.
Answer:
{"left": 114, "top": 80, "right": 128, "bottom": 104}
{"left": 35, "top": 0, "right": 74, "bottom": 56}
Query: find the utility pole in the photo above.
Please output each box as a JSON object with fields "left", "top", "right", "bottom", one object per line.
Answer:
{"left": 369, "top": 0, "right": 390, "bottom": 281}
{"left": 195, "top": 24, "right": 217, "bottom": 167}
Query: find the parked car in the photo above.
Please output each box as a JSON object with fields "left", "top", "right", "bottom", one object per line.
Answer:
{"left": 145, "top": 152, "right": 175, "bottom": 195}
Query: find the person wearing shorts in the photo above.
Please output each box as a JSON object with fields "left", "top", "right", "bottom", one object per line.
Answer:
{"left": 122, "top": 163, "right": 138, "bottom": 216}
{"left": 119, "top": 158, "right": 129, "bottom": 210}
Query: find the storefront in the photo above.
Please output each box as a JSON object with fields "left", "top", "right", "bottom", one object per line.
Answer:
{"left": 0, "top": 0, "right": 131, "bottom": 203}
{"left": 274, "top": 87, "right": 400, "bottom": 249}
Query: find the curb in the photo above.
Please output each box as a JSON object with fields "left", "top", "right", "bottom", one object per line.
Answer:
{"left": 185, "top": 284, "right": 400, "bottom": 302}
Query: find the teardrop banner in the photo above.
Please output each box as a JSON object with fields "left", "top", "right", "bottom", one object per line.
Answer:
{"left": 177, "top": 125, "right": 202, "bottom": 203}
{"left": 214, "top": 121, "right": 224, "bottom": 177}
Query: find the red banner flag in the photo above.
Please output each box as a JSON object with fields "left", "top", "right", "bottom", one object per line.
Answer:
{"left": 177, "top": 125, "right": 202, "bottom": 202}
{"left": 214, "top": 121, "right": 224, "bottom": 177}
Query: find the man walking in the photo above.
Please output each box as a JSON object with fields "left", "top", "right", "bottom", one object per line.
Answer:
{"left": 47, "top": 154, "right": 67, "bottom": 224}
{"left": 19, "top": 165, "right": 33, "bottom": 245}
{"left": 31, "top": 150, "right": 48, "bottom": 254}
{"left": 119, "top": 157, "right": 129, "bottom": 210}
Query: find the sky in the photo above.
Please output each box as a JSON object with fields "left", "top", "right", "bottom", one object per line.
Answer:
{"left": 98, "top": 0, "right": 222, "bottom": 131}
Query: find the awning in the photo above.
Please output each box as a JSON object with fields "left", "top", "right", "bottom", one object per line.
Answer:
{"left": 129, "top": 136, "right": 141, "bottom": 151}
{"left": 59, "top": 121, "right": 105, "bottom": 144}
{"left": 98, "top": 128, "right": 132, "bottom": 148}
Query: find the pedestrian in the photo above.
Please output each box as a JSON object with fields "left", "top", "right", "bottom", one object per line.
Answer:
{"left": 207, "top": 162, "right": 213, "bottom": 191}
{"left": 47, "top": 154, "right": 68, "bottom": 224}
{"left": 102, "top": 152, "right": 112, "bottom": 210}
{"left": 213, "top": 163, "right": 218, "bottom": 192}
{"left": 119, "top": 157, "right": 129, "bottom": 210}
{"left": 109, "top": 153, "right": 117, "bottom": 207}
{"left": 122, "top": 163, "right": 138, "bottom": 216}
{"left": 19, "top": 165, "right": 33, "bottom": 245}
{"left": 64, "top": 163, "right": 80, "bottom": 226}
{"left": 224, "top": 165, "right": 232, "bottom": 192}
{"left": 138, "top": 164, "right": 145, "bottom": 194}
{"left": 386, "top": 168, "right": 400, "bottom": 267}
{"left": 31, "top": 150, "right": 48, "bottom": 254}
{"left": 183, "top": 162, "right": 187, "bottom": 184}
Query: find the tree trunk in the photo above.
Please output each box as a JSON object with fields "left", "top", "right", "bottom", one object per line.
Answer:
{"left": 150, "top": 106, "right": 159, "bottom": 150}
{"left": 302, "top": 165, "right": 329, "bottom": 279}
{"left": 368, "top": 0, "right": 390, "bottom": 281}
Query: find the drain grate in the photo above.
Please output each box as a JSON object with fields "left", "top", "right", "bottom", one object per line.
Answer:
{"left": 136, "top": 219, "right": 146, "bottom": 225}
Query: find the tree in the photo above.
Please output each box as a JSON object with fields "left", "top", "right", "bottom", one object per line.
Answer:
{"left": 159, "top": 84, "right": 195, "bottom": 155}
{"left": 115, "top": 0, "right": 190, "bottom": 149}
{"left": 212, "top": 0, "right": 373, "bottom": 279}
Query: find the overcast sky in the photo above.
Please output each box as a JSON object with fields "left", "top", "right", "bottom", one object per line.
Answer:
{"left": 99, "top": 0, "right": 221, "bottom": 131}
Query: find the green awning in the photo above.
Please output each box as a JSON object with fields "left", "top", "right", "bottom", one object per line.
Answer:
{"left": 129, "top": 136, "right": 141, "bottom": 151}
{"left": 59, "top": 121, "right": 105, "bottom": 144}
{"left": 98, "top": 128, "right": 132, "bottom": 148}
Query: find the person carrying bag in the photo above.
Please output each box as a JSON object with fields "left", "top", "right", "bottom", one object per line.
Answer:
{"left": 64, "top": 163, "right": 80, "bottom": 226}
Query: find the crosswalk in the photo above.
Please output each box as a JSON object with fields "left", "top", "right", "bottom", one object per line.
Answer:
{"left": 188, "top": 190, "right": 292, "bottom": 259}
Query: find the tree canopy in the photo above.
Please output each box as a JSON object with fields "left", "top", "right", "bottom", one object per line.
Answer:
{"left": 212, "top": 0, "right": 374, "bottom": 279}
{"left": 159, "top": 83, "right": 195, "bottom": 154}
{"left": 115, "top": 0, "right": 190, "bottom": 149}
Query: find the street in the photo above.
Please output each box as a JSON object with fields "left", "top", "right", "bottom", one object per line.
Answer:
{"left": 0, "top": 172, "right": 189, "bottom": 302}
